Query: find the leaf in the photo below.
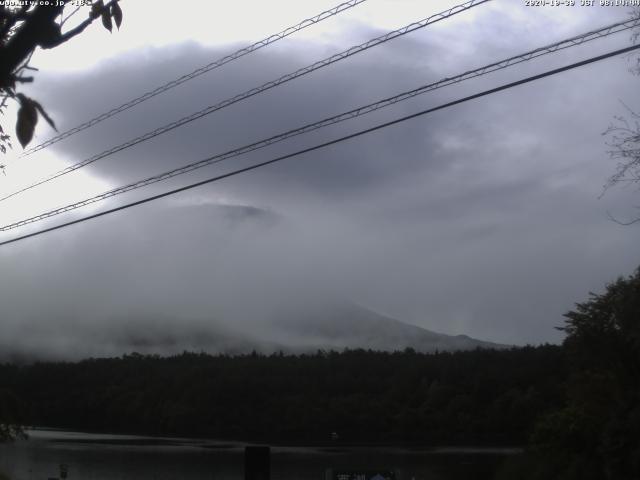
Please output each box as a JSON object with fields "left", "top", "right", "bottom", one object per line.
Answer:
{"left": 101, "top": 9, "right": 113, "bottom": 32}
{"left": 90, "top": 0, "right": 104, "bottom": 19}
{"left": 15, "top": 95, "right": 38, "bottom": 148}
{"left": 30, "top": 100, "right": 57, "bottom": 131}
{"left": 111, "top": 2, "right": 123, "bottom": 29}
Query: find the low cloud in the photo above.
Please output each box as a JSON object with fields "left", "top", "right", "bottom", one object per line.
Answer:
{"left": 1, "top": 5, "right": 639, "bottom": 359}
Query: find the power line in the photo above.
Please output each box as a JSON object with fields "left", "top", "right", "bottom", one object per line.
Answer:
{"left": 1, "top": 43, "right": 638, "bottom": 247}
{"left": 20, "top": 0, "right": 370, "bottom": 157}
{"left": 0, "top": 0, "right": 491, "bottom": 203}
{"left": 0, "top": 17, "right": 635, "bottom": 229}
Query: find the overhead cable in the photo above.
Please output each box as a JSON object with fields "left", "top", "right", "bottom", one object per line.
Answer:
{"left": 1, "top": 42, "right": 638, "bottom": 247}
{"left": 0, "top": 17, "right": 635, "bottom": 223}
{"left": 20, "top": 0, "right": 370, "bottom": 157}
{"left": 0, "top": 0, "right": 491, "bottom": 203}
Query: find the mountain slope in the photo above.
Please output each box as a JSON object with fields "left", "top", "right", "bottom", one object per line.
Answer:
{"left": 0, "top": 302, "right": 507, "bottom": 362}
{"left": 266, "top": 301, "right": 508, "bottom": 352}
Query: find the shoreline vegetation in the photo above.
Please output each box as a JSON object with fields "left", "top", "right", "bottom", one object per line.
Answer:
{"left": 1, "top": 346, "right": 565, "bottom": 446}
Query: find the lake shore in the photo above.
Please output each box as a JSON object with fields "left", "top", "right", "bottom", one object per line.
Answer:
{"left": 20, "top": 427, "right": 524, "bottom": 454}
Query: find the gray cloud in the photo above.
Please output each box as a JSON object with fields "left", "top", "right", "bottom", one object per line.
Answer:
{"left": 1, "top": 4, "right": 640, "bottom": 359}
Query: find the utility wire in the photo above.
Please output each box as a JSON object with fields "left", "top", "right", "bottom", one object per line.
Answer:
{"left": 0, "top": 0, "right": 491, "bottom": 203}
{"left": 1, "top": 43, "right": 638, "bottom": 247}
{"left": 20, "top": 0, "right": 370, "bottom": 157}
{"left": 0, "top": 17, "right": 635, "bottom": 228}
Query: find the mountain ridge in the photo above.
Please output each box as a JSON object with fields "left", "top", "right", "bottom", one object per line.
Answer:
{"left": 0, "top": 302, "right": 508, "bottom": 362}
{"left": 266, "top": 300, "right": 509, "bottom": 352}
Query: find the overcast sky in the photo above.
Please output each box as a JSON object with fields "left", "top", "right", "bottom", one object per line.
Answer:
{"left": 0, "top": 0, "right": 639, "bottom": 358}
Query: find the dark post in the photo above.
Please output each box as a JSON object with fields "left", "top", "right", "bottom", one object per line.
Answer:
{"left": 244, "top": 446, "right": 270, "bottom": 480}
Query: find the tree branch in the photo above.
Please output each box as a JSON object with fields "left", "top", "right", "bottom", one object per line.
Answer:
{"left": 606, "top": 209, "right": 640, "bottom": 226}
{"left": 0, "top": 5, "right": 64, "bottom": 78}
{"left": 0, "top": 5, "right": 29, "bottom": 40}
{"left": 55, "top": 0, "right": 121, "bottom": 46}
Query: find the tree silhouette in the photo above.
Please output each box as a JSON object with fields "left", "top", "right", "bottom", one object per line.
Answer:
{"left": 505, "top": 268, "right": 640, "bottom": 480}
{"left": 602, "top": 8, "right": 640, "bottom": 224}
{"left": 0, "top": 1, "right": 123, "bottom": 153}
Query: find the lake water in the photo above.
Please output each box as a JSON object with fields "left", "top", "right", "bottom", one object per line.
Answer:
{"left": 0, "top": 429, "right": 520, "bottom": 480}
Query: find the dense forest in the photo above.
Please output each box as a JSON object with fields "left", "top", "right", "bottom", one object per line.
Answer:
{"left": 0, "top": 268, "right": 638, "bottom": 480}
{"left": 0, "top": 345, "right": 564, "bottom": 445}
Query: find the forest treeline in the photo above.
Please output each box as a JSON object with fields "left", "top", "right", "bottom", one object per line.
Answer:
{"left": 1, "top": 267, "right": 638, "bottom": 479}
{"left": 0, "top": 345, "right": 565, "bottom": 446}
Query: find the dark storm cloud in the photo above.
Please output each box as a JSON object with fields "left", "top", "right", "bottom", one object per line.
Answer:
{"left": 2, "top": 5, "right": 640, "bottom": 358}
{"left": 30, "top": 36, "right": 442, "bottom": 192}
